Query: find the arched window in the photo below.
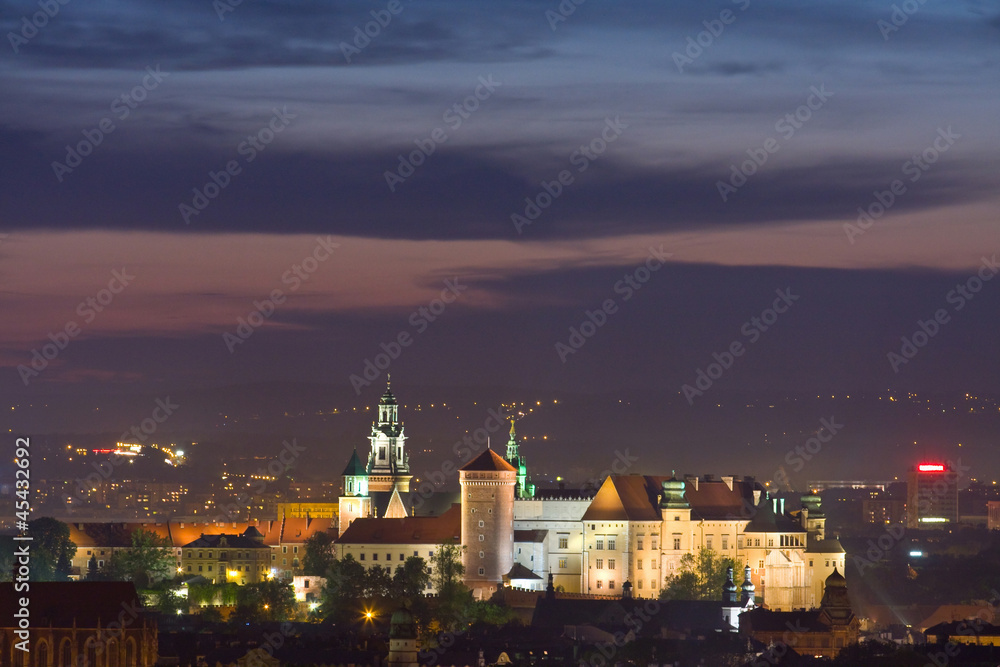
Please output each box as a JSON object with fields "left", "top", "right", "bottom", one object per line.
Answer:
{"left": 85, "top": 637, "right": 100, "bottom": 667}
{"left": 60, "top": 638, "right": 73, "bottom": 667}
{"left": 35, "top": 640, "right": 49, "bottom": 667}
{"left": 124, "top": 638, "right": 137, "bottom": 667}
{"left": 107, "top": 639, "right": 119, "bottom": 667}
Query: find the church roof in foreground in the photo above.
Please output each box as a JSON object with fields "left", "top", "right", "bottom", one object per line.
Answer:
{"left": 0, "top": 582, "right": 151, "bottom": 628}
{"left": 460, "top": 448, "right": 517, "bottom": 473}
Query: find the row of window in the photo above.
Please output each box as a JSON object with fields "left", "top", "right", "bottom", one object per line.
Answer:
{"left": 8, "top": 636, "right": 140, "bottom": 667}
{"left": 359, "top": 550, "right": 435, "bottom": 561}
{"left": 594, "top": 559, "right": 616, "bottom": 570}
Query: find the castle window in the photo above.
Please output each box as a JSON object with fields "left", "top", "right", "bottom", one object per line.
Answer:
{"left": 768, "top": 539, "right": 774, "bottom": 547}
{"left": 652, "top": 538, "right": 658, "bottom": 550}
{"left": 609, "top": 580, "right": 615, "bottom": 590}
{"left": 596, "top": 581, "right": 602, "bottom": 589}
{"left": 637, "top": 537, "right": 644, "bottom": 550}
{"left": 471, "top": 508, "right": 476, "bottom": 513}
{"left": 479, "top": 521, "right": 484, "bottom": 527}
{"left": 479, "top": 535, "right": 485, "bottom": 542}
{"left": 373, "top": 553, "right": 378, "bottom": 561}
{"left": 809, "top": 560, "right": 813, "bottom": 567}
{"left": 722, "top": 537, "right": 729, "bottom": 550}
{"left": 558, "top": 536, "right": 568, "bottom": 549}
{"left": 638, "top": 580, "right": 643, "bottom": 590}
{"left": 651, "top": 578, "right": 657, "bottom": 588}
{"left": 673, "top": 538, "right": 680, "bottom": 550}
{"left": 754, "top": 538, "right": 760, "bottom": 547}
{"left": 360, "top": 553, "right": 365, "bottom": 560}
{"left": 706, "top": 537, "right": 713, "bottom": 550}
{"left": 479, "top": 551, "right": 484, "bottom": 558}
{"left": 479, "top": 568, "right": 485, "bottom": 575}
{"left": 608, "top": 559, "right": 616, "bottom": 570}
{"left": 637, "top": 560, "right": 643, "bottom": 570}
{"left": 559, "top": 558, "right": 567, "bottom": 568}
{"left": 596, "top": 559, "right": 603, "bottom": 569}
{"left": 607, "top": 538, "right": 616, "bottom": 550}
{"left": 596, "top": 538, "right": 604, "bottom": 550}
{"left": 400, "top": 554, "right": 404, "bottom": 561}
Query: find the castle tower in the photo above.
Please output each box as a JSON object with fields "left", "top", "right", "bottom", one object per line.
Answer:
{"left": 338, "top": 448, "right": 371, "bottom": 537}
{"left": 386, "top": 605, "right": 419, "bottom": 667}
{"left": 366, "top": 378, "right": 412, "bottom": 493}
{"left": 504, "top": 419, "right": 534, "bottom": 499}
{"left": 459, "top": 448, "right": 516, "bottom": 599}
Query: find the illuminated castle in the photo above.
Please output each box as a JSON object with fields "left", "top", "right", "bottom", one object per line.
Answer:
{"left": 335, "top": 381, "right": 846, "bottom": 609}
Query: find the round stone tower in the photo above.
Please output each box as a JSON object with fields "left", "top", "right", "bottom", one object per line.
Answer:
{"left": 459, "top": 448, "right": 516, "bottom": 599}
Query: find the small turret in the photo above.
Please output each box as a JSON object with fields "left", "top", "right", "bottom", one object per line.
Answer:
{"left": 740, "top": 565, "right": 756, "bottom": 606}
{"left": 722, "top": 566, "right": 739, "bottom": 604}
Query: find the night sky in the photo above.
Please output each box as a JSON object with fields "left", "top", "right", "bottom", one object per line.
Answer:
{"left": 2, "top": 0, "right": 999, "bottom": 417}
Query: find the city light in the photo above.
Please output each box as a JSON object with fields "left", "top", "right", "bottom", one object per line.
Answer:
{"left": 918, "top": 464, "right": 945, "bottom": 472}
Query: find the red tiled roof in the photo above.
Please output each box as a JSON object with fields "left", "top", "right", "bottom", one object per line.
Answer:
{"left": 582, "top": 475, "right": 760, "bottom": 522}
{"left": 461, "top": 448, "right": 516, "bottom": 472}
{"left": 337, "top": 505, "right": 461, "bottom": 545}
{"left": 582, "top": 476, "right": 662, "bottom": 521}
{"left": 279, "top": 517, "right": 336, "bottom": 544}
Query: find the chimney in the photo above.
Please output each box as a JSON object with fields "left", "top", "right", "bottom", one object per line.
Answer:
{"left": 721, "top": 476, "right": 734, "bottom": 491}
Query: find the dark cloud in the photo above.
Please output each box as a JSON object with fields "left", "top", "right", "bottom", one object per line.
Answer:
{"left": 0, "top": 123, "right": 993, "bottom": 240}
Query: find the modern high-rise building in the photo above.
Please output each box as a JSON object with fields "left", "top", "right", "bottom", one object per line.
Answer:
{"left": 906, "top": 462, "right": 959, "bottom": 529}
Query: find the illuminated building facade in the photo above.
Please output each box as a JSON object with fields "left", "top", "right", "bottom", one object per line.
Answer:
{"left": 906, "top": 462, "right": 959, "bottom": 529}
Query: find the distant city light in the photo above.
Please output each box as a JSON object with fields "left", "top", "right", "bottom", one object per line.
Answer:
{"left": 918, "top": 464, "right": 945, "bottom": 472}
{"left": 909, "top": 551, "right": 924, "bottom": 557}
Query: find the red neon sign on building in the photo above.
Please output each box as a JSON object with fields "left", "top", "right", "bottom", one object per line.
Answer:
{"left": 918, "top": 463, "right": 945, "bottom": 472}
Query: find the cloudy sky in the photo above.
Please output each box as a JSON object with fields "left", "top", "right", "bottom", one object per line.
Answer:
{"left": 1, "top": 0, "right": 998, "bottom": 400}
